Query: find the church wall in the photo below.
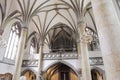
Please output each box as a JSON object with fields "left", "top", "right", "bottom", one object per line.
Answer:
{"left": 0, "top": 48, "right": 5, "bottom": 61}
{"left": 0, "top": 63, "right": 14, "bottom": 74}
{"left": 89, "top": 51, "right": 102, "bottom": 57}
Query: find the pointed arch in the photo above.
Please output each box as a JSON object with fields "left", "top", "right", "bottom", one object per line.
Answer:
{"left": 21, "top": 69, "right": 36, "bottom": 80}
{"left": 91, "top": 67, "right": 106, "bottom": 80}
{"left": 44, "top": 61, "right": 79, "bottom": 80}
{"left": 44, "top": 61, "right": 79, "bottom": 76}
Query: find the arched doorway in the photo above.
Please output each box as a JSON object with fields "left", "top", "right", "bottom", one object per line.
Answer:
{"left": 44, "top": 62, "right": 78, "bottom": 80}
{"left": 91, "top": 69, "right": 103, "bottom": 80}
{"left": 21, "top": 69, "right": 36, "bottom": 80}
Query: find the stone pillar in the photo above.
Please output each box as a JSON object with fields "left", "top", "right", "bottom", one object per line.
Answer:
{"left": 12, "top": 27, "right": 28, "bottom": 80}
{"left": 91, "top": 0, "right": 120, "bottom": 80}
{"left": 37, "top": 43, "right": 44, "bottom": 80}
{"left": 78, "top": 20, "right": 92, "bottom": 80}
{"left": 77, "top": 41, "right": 82, "bottom": 80}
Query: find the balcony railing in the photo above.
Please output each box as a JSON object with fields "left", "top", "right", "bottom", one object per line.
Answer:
{"left": 43, "top": 52, "right": 78, "bottom": 60}
{"left": 22, "top": 53, "right": 103, "bottom": 67}
{"left": 89, "top": 57, "right": 103, "bottom": 66}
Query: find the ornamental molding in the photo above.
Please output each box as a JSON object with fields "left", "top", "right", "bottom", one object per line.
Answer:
{"left": 80, "top": 33, "right": 93, "bottom": 44}
{"left": 22, "top": 56, "right": 103, "bottom": 67}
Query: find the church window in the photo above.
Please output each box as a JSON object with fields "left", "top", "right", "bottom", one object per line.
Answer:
{"left": 30, "top": 38, "right": 36, "bottom": 54}
{"left": 4, "top": 22, "right": 21, "bottom": 60}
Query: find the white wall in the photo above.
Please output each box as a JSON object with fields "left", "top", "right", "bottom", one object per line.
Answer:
{"left": 0, "top": 63, "right": 14, "bottom": 74}
{"left": 0, "top": 48, "right": 5, "bottom": 61}
{"left": 89, "top": 51, "right": 102, "bottom": 57}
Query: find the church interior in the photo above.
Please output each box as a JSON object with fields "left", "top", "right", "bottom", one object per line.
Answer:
{"left": 0, "top": 0, "right": 120, "bottom": 80}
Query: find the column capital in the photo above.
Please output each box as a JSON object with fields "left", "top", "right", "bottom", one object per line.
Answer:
{"left": 80, "top": 33, "right": 92, "bottom": 44}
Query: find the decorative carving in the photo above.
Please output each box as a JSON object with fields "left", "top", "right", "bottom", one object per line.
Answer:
{"left": 85, "top": 27, "right": 100, "bottom": 51}
{"left": 43, "top": 52, "right": 78, "bottom": 60}
{"left": 90, "top": 57, "right": 103, "bottom": 66}
{"left": 80, "top": 33, "right": 92, "bottom": 44}
{"left": 22, "top": 60, "right": 38, "bottom": 67}
{"left": 22, "top": 56, "right": 103, "bottom": 67}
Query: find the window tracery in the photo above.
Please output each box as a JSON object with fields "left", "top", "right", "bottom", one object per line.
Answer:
{"left": 4, "top": 22, "right": 21, "bottom": 60}
{"left": 30, "top": 37, "right": 37, "bottom": 54}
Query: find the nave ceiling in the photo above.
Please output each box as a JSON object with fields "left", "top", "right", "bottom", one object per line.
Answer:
{"left": 0, "top": 0, "right": 97, "bottom": 49}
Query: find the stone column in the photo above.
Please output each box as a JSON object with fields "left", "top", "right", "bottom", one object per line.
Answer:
{"left": 37, "top": 43, "right": 44, "bottom": 80}
{"left": 78, "top": 20, "right": 92, "bottom": 80}
{"left": 91, "top": 0, "right": 120, "bottom": 80}
{"left": 12, "top": 27, "right": 28, "bottom": 80}
{"left": 77, "top": 41, "right": 82, "bottom": 80}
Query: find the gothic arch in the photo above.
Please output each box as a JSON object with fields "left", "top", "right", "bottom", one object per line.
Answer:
{"left": 44, "top": 61, "right": 79, "bottom": 80}
{"left": 91, "top": 67, "right": 106, "bottom": 80}
{"left": 47, "top": 22, "right": 77, "bottom": 52}
{"left": 44, "top": 60, "right": 79, "bottom": 76}
{"left": 21, "top": 69, "right": 36, "bottom": 80}
{"left": 21, "top": 68, "right": 37, "bottom": 75}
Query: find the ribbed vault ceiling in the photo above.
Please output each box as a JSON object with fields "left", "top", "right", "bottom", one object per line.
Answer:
{"left": 0, "top": 0, "right": 97, "bottom": 47}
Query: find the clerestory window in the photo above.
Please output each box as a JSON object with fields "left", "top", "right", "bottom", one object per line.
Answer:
{"left": 30, "top": 38, "right": 36, "bottom": 54}
{"left": 4, "top": 22, "right": 21, "bottom": 60}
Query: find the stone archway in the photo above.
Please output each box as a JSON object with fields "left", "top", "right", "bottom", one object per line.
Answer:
{"left": 21, "top": 69, "right": 36, "bottom": 80}
{"left": 91, "top": 69, "right": 104, "bottom": 80}
{"left": 44, "top": 62, "right": 78, "bottom": 80}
